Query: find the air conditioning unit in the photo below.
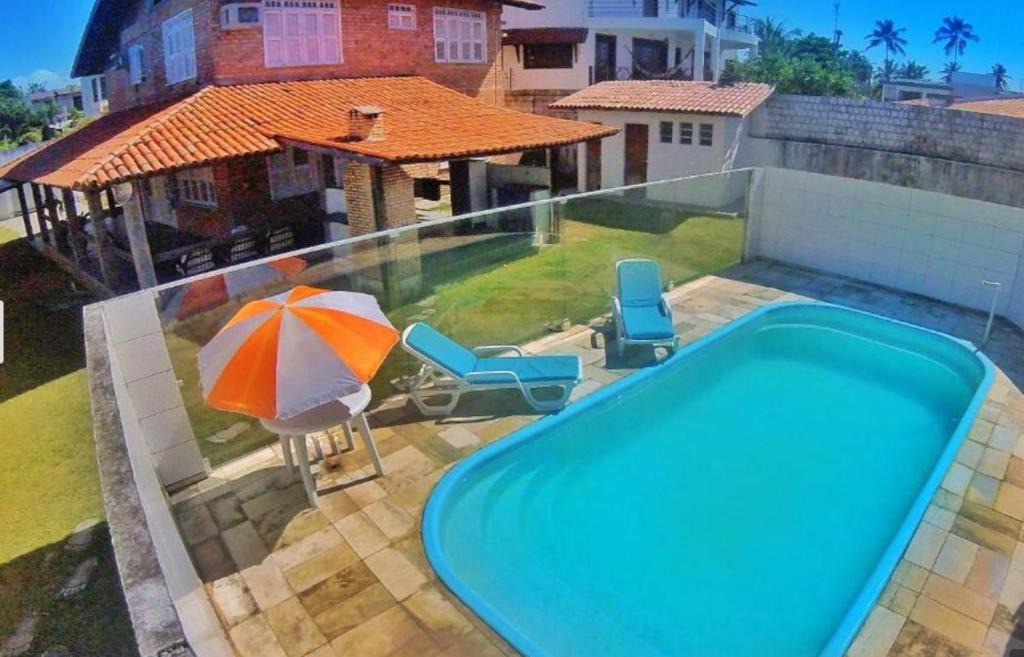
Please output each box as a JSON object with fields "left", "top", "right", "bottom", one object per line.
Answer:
{"left": 221, "top": 3, "right": 262, "bottom": 30}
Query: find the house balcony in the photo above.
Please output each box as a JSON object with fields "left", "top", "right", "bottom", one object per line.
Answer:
{"left": 584, "top": 0, "right": 759, "bottom": 47}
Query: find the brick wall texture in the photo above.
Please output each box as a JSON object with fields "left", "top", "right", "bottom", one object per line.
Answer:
{"left": 344, "top": 163, "right": 416, "bottom": 237}
{"left": 107, "top": 0, "right": 505, "bottom": 112}
{"left": 504, "top": 90, "right": 579, "bottom": 120}
{"left": 752, "top": 94, "right": 1024, "bottom": 173}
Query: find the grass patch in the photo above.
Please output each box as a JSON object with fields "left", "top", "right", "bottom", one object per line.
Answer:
{"left": 167, "top": 198, "right": 743, "bottom": 467}
{"left": 0, "top": 237, "right": 136, "bottom": 654}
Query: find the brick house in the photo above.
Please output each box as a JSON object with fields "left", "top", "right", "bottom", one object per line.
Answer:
{"left": 0, "top": 0, "right": 613, "bottom": 295}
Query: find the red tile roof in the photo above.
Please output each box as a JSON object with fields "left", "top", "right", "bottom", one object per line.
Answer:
{"left": 950, "top": 97, "right": 1024, "bottom": 119}
{"left": 0, "top": 77, "right": 615, "bottom": 190}
{"left": 552, "top": 81, "right": 775, "bottom": 117}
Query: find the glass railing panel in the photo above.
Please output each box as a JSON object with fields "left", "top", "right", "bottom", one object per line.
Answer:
{"left": 153, "top": 170, "right": 751, "bottom": 467}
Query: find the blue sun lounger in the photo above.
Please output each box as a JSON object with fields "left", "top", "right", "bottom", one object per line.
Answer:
{"left": 401, "top": 323, "right": 583, "bottom": 416}
{"left": 612, "top": 258, "right": 679, "bottom": 356}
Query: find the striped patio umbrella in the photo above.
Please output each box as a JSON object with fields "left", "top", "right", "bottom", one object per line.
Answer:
{"left": 198, "top": 286, "right": 399, "bottom": 420}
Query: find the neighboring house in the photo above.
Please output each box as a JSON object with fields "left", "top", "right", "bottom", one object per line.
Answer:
{"left": 552, "top": 80, "right": 772, "bottom": 191}
{"left": 0, "top": 0, "right": 614, "bottom": 297}
{"left": 949, "top": 97, "right": 1024, "bottom": 120}
{"left": 501, "top": 0, "right": 759, "bottom": 116}
{"left": 883, "top": 72, "right": 1024, "bottom": 105}
{"left": 27, "top": 86, "right": 84, "bottom": 126}
{"left": 82, "top": 74, "right": 110, "bottom": 117}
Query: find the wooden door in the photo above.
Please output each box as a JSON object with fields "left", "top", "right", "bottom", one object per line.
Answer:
{"left": 643, "top": 0, "right": 659, "bottom": 16}
{"left": 624, "top": 124, "right": 648, "bottom": 186}
{"left": 586, "top": 139, "right": 602, "bottom": 191}
{"left": 594, "top": 34, "right": 617, "bottom": 82}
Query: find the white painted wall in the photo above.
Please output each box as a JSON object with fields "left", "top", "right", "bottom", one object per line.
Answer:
{"left": 82, "top": 75, "right": 109, "bottom": 118}
{"left": 748, "top": 168, "right": 1024, "bottom": 317}
{"left": 502, "top": 2, "right": 586, "bottom": 28}
{"left": 576, "top": 109, "right": 747, "bottom": 192}
{"left": 503, "top": 43, "right": 591, "bottom": 91}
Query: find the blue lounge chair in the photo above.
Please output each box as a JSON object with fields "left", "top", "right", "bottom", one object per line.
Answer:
{"left": 401, "top": 323, "right": 583, "bottom": 416}
{"left": 611, "top": 258, "right": 679, "bottom": 356}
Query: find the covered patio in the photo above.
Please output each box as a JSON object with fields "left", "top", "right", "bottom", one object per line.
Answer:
{"left": 0, "top": 76, "right": 614, "bottom": 296}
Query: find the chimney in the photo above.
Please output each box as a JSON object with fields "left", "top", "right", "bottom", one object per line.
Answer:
{"left": 348, "top": 105, "right": 386, "bottom": 142}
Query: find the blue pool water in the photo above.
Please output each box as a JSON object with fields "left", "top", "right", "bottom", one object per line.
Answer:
{"left": 422, "top": 303, "right": 993, "bottom": 657}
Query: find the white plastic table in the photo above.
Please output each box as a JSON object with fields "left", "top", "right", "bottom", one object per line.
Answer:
{"left": 260, "top": 385, "right": 385, "bottom": 506}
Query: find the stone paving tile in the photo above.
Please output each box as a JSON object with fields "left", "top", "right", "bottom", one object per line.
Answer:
{"left": 168, "top": 263, "right": 1024, "bottom": 657}
{"left": 264, "top": 597, "right": 328, "bottom": 657}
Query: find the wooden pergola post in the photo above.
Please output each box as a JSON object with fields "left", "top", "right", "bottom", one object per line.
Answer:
{"left": 123, "top": 181, "right": 158, "bottom": 289}
{"left": 85, "top": 191, "right": 112, "bottom": 287}
{"left": 43, "top": 186, "right": 61, "bottom": 249}
{"left": 61, "top": 188, "right": 83, "bottom": 265}
{"left": 15, "top": 184, "right": 33, "bottom": 239}
{"left": 29, "top": 184, "right": 50, "bottom": 243}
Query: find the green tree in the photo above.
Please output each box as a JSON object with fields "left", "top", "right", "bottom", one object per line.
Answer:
{"left": 874, "top": 60, "right": 899, "bottom": 84}
{"left": 941, "top": 61, "right": 961, "bottom": 83}
{"left": 0, "top": 80, "right": 38, "bottom": 144}
{"left": 754, "top": 18, "right": 799, "bottom": 56}
{"left": 992, "top": 63, "right": 1010, "bottom": 90}
{"left": 865, "top": 19, "right": 908, "bottom": 70}
{"left": 897, "top": 61, "right": 930, "bottom": 80}
{"left": 933, "top": 16, "right": 979, "bottom": 65}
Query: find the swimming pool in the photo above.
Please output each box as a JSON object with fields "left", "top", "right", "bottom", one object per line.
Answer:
{"left": 422, "top": 303, "right": 994, "bottom": 657}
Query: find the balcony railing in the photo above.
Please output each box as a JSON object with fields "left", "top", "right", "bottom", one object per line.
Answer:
{"left": 723, "top": 12, "right": 755, "bottom": 34}
{"left": 586, "top": 0, "right": 735, "bottom": 27}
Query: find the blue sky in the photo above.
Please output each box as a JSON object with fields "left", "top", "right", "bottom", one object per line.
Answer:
{"left": 755, "top": 0, "right": 1022, "bottom": 89}
{"left": 0, "top": 1, "right": 1020, "bottom": 90}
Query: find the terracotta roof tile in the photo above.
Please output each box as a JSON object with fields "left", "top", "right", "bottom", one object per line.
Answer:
{"left": 552, "top": 81, "right": 775, "bottom": 117}
{"left": 0, "top": 76, "right": 615, "bottom": 190}
{"left": 951, "top": 98, "right": 1024, "bottom": 119}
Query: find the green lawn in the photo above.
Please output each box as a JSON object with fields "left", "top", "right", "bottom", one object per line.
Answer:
{"left": 0, "top": 233, "right": 137, "bottom": 655}
{"left": 166, "top": 198, "right": 744, "bottom": 466}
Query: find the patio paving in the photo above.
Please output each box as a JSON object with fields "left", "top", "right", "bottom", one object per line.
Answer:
{"left": 171, "top": 259, "right": 1024, "bottom": 657}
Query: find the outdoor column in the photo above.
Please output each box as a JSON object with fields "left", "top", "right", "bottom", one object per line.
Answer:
{"left": 694, "top": 29, "right": 707, "bottom": 81}
{"left": 61, "top": 188, "right": 84, "bottom": 265}
{"left": 30, "top": 184, "right": 50, "bottom": 243}
{"left": 709, "top": 35, "right": 721, "bottom": 82}
{"left": 43, "top": 186, "right": 62, "bottom": 252}
{"left": 15, "top": 184, "right": 33, "bottom": 239}
{"left": 123, "top": 181, "right": 158, "bottom": 289}
{"left": 85, "top": 191, "right": 113, "bottom": 286}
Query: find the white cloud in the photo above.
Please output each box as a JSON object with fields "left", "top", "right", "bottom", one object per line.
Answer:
{"left": 10, "top": 69, "right": 74, "bottom": 91}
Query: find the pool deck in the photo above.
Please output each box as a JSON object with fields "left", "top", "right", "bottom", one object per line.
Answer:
{"left": 170, "top": 259, "right": 1024, "bottom": 657}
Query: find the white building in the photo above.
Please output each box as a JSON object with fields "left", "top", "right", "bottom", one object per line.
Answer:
{"left": 552, "top": 80, "right": 773, "bottom": 191}
{"left": 882, "top": 72, "right": 1024, "bottom": 105}
{"left": 501, "top": 0, "right": 760, "bottom": 96}
{"left": 82, "top": 74, "right": 109, "bottom": 118}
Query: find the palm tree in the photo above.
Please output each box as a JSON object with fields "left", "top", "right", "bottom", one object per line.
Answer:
{"left": 865, "top": 19, "right": 908, "bottom": 68}
{"left": 992, "top": 63, "right": 1011, "bottom": 90}
{"left": 933, "top": 16, "right": 979, "bottom": 65}
{"left": 897, "top": 61, "right": 929, "bottom": 80}
{"left": 874, "top": 60, "right": 899, "bottom": 84}
{"left": 941, "top": 61, "right": 961, "bottom": 83}
{"left": 754, "top": 18, "right": 799, "bottom": 56}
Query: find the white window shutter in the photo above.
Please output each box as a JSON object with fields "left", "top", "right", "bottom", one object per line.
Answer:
{"left": 264, "top": 11, "right": 284, "bottom": 67}
{"left": 304, "top": 12, "right": 319, "bottom": 64}
{"left": 321, "top": 11, "right": 340, "bottom": 63}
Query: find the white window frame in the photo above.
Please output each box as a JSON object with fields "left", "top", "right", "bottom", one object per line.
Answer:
{"left": 263, "top": 0, "right": 342, "bottom": 69}
{"left": 177, "top": 167, "right": 218, "bottom": 208}
{"left": 268, "top": 147, "right": 318, "bottom": 200}
{"left": 162, "top": 9, "right": 197, "bottom": 85}
{"left": 388, "top": 4, "right": 416, "bottom": 30}
{"left": 433, "top": 8, "right": 486, "bottom": 64}
{"left": 127, "top": 45, "right": 145, "bottom": 85}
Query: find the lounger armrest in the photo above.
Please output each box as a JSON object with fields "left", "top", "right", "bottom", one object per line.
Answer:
{"left": 660, "top": 296, "right": 676, "bottom": 325}
{"left": 472, "top": 345, "right": 525, "bottom": 357}
{"left": 612, "top": 296, "right": 623, "bottom": 318}
{"left": 465, "top": 370, "right": 525, "bottom": 390}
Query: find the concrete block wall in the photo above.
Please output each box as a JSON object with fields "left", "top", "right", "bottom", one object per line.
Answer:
{"left": 750, "top": 95, "right": 1024, "bottom": 172}
{"left": 749, "top": 167, "right": 1024, "bottom": 317}
{"left": 101, "top": 291, "right": 208, "bottom": 488}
